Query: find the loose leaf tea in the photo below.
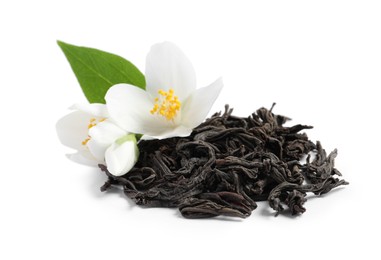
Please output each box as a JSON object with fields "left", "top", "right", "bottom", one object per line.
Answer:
{"left": 100, "top": 105, "right": 348, "bottom": 218}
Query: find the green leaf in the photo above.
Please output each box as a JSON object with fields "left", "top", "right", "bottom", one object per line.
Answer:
{"left": 57, "top": 41, "right": 145, "bottom": 103}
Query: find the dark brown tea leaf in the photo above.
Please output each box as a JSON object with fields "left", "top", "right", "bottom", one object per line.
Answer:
{"left": 100, "top": 105, "right": 348, "bottom": 219}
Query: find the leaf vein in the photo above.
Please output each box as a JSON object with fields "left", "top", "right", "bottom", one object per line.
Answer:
{"left": 63, "top": 46, "right": 114, "bottom": 85}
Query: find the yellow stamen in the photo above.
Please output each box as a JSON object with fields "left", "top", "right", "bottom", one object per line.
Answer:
{"left": 82, "top": 137, "right": 90, "bottom": 146}
{"left": 82, "top": 117, "right": 106, "bottom": 146}
{"left": 150, "top": 88, "right": 181, "bottom": 121}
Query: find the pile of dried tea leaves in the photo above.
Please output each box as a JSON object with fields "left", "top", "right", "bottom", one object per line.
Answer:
{"left": 100, "top": 105, "right": 348, "bottom": 218}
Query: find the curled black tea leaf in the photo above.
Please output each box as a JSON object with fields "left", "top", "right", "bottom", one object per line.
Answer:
{"left": 100, "top": 105, "right": 348, "bottom": 219}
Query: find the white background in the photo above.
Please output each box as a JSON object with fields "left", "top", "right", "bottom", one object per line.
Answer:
{"left": 1, "top": 0, "right": 380, "bottom": 259}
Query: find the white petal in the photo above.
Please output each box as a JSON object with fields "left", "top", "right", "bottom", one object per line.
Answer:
{"left": 70, "top": 103, "right": 109, "bottom": 118}
{"left": 66, "top": 150, "right": 100, "bottom": 167}
{"left": 105, "top": 140, "right": 138, "bottom": 176}
{"left": 181, "top": 77, "right": 223, "bottom": 128}
{"left": 144, "top": 125, "right": 193, "bottom": 140}
{"left": 139, "top": 135, "right": 156, "bottom": 141}
{"left": 88, "top": 120, "right": 126, "bottom": 146}
{"left": 87, "top": 138, "right": 108, "bottom": 162}
{"left": 86, "top": 120, "right": 127, "bottom": 161}
{"left": 106, "top": 83, "right": 170, "bottom": 136}
{"left": 56, "top": 111, "right": 92, "bottom": 150}
{"left": 145, "top": 42, "right": 196, "bottom": 101}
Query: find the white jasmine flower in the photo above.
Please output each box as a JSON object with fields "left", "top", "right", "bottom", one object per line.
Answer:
{"left": 105, "top": 42, "right": 223, "bottom": 139}
{"left": 56, "top": 103, "right": 138, "bottom": 176}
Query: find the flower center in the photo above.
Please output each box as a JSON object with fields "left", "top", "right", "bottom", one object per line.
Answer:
{"left": 150, "top": 88, "right": 181, "bottom": 121}
{"left": 81, "top": 118, "right": 105, "bottom": 146}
